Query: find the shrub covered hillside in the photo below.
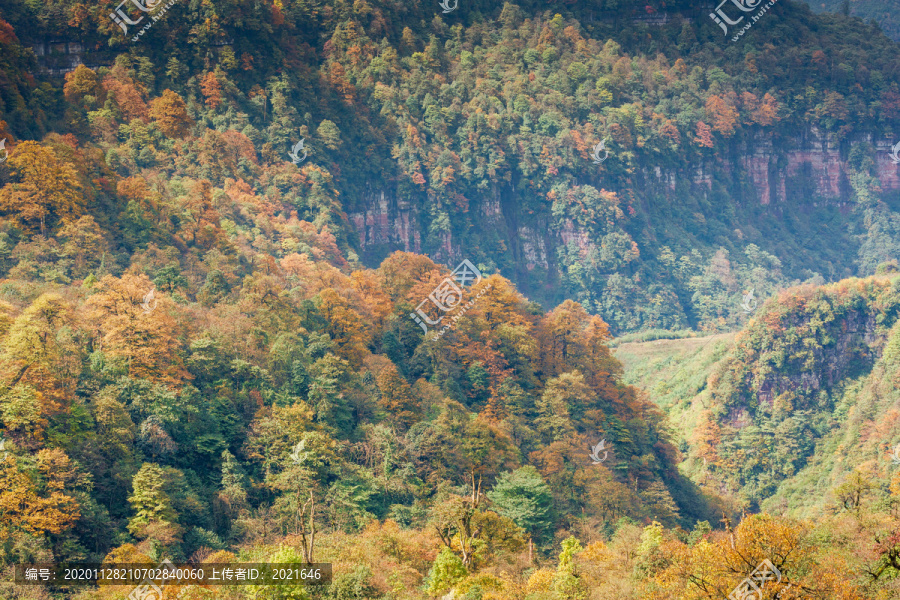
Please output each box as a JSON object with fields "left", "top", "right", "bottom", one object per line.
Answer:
{"left": 615, "top": 273, "right": 900, "bottom": 510}
{"left": 673, "top": 274, "right": 900, "bottom": 512}
{"left": 2, "top": 0, "right": 900, "bottom": 334}
{"left": 606, "top": 274, "right": 900, "bottom": 600}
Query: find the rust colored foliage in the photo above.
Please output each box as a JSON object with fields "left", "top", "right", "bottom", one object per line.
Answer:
{"left": 705, "top": 94, "right": 739, "bottom": 137}
{"left": 0, "top": 141, "right": 85, "bottom": 235}
{"left": 0, "top": 449, "right": 81, "bottom": 540}
{"left": 200, "top": 71, "right": 224, "bottom": 109}
{"left": 694, "top": 121, "right": 714, "bottom": 148}
{"left": 102, "top": 65, "right": 149, "bottom": 122}
{"left": 86, "top": 273, "right": 189, "bottom": 386}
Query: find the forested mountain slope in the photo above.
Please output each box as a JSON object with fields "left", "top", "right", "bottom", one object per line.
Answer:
{"left": 0, "top": 141, "right": 718, "bottom": 596}
{"left": 2, "top": 0, "right": 900, "bottom": 334}
{"left": 0, "top": 18, "right": 721, "bottom": 592}
{"left": 800, "top": 0, "right": 900, "bottom": 42}
{"left": 3, "top": 0, "right": 900, "bottom": 598}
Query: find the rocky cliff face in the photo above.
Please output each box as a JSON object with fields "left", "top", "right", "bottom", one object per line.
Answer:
{"left": 734, "top": 131, "right": 900, "bottom": 205}
{"left": 350, "top": 190, "right": 422, "bottom": 258}
{"left": 26, "top": 40, "right": 117, "bottom": 78}
{"left": 746, "top": 306, "right": 882, "bottom": 412}
{"left": 348, "top": 131, "right": 900, "bottom": 273}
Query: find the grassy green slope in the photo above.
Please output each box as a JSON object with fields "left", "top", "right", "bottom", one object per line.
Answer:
{"left": 614, "top": 332, "right": 734, "bottom": 413}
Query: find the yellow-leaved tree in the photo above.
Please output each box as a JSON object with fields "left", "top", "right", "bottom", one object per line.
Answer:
{"left": 0, "top": 448, "right": 81, "bottom": 542}
{"left": 148, "top": 89, "right": 194, "bottom": 138}
{"left": 1, "top": 293, "right": 81, "bottom": 443}
{"left": 639, "top": 513, "right": 865, "bottom": 600}
{"left": 0, "top": 141, "right": 84, "bottom": 235}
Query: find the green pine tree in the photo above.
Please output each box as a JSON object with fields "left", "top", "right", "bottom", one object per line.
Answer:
{"left": 486, "top": 465, "right": 554, "bottom": 563}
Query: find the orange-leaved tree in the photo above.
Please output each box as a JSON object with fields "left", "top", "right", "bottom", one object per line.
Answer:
{"left": 317, "top": 288, "right": 370, "bottom": 368}
{"left": 86, "top": 274, "right": 187, "bottom": 386}
{"left": 200, "top": 71, "right": 224, "bottom": 110}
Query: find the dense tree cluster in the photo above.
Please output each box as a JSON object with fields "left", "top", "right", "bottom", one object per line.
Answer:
{"left": 2, "top": 0, "right": 900, "bottom": 334}
{"left": 0, "top": 132, "right": 719, "bottom": 598}
{"left": 800, "top": 0, "right": 900, "bottom": 42}
{"left": 682, "top": 276, "right": 900, "bottom": 508}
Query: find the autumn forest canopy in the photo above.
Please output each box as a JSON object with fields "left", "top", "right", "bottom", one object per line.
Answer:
{"left": 1, "top": 0, "right": 900, "bottom": 598}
